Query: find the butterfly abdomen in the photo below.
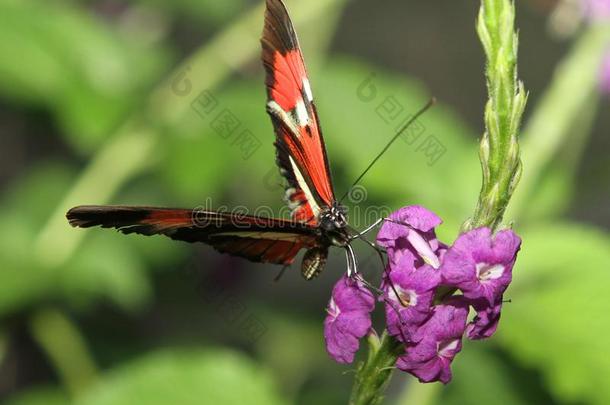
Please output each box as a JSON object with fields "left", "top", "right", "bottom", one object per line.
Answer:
{"left": 301, "top": 246, "right": 329, "bottom": 280}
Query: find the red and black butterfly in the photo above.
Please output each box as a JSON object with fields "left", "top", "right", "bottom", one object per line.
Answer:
{"left": 67, "top": 0, "right": 357, "bottom": 280}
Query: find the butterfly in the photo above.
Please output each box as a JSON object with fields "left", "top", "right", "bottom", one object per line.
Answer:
{"left": 67, "top": 0, "right": 433, "bottom": 281}
{"left": 67, "top": 0, "right": 359, "bottom": 280}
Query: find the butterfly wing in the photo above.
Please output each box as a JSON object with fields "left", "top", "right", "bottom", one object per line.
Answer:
{"left": 67, "top": 205, "right": 319, "bottom": 265}
{"left": 262, "top": 0, "right": 336, "bottom": 225}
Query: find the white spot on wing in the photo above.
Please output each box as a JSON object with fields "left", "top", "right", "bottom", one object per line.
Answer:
{"left": 267, "top": 100, "right": 301, "bottom": 137}
{"left": 294, "top": 100, "right": 309, "bottom": 127}
{"left": 284, "top": 187, "right": 302, "bottom": 210}
{"left": 289, "top": 156, "right": 321, "bottom": 219}
{"left": 303, "top": 78, "right": 313, "bottom": 102}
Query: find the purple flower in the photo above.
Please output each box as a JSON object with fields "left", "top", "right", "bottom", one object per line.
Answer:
{"left": 377, "top": 205, "right": 444, "bottom": 269}
{"left": 324, "top": 275, "right": 375, "bottom": 364}
{"left": 466, "top": 298, "right": 503, "bottom": 340}
{"left": 382, "top": 250, "right": 441, "bottom": 342}
{"left": 396, "top": 298, "right": 469, "bottom": 384}
{"left": 440, "top": 228, "right": 521, "bottom": 306}
{"left": 322, "top": 204, "right": 522, "bottom": 385}
{"left": 600, "top": 51, "right": 610, "bottom": 95}
{"left": 583, "top": 0, "right": 610, "bottom": 21}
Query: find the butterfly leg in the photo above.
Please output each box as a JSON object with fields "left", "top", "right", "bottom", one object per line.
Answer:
{"left": 349, "top": 216, "right": 422, "bottom": 246}
{"left": 351, "top": 232, "right": 411, "bottom": 310}
{"left": 344, "top": 244, "right": 358, "bottom": 278}
{"left": 274, "top": 265, "right": 290, "bottom": 282}
{"left": 349, "top": 218, "right": 384, "bottom": 241}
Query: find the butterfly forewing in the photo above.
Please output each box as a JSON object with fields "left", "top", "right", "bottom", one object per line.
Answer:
{"left": 67, "top": 206, "right": 319, "bottom": 265}
{"left": 262, "top": 0, "right": 336, "bottom": 225}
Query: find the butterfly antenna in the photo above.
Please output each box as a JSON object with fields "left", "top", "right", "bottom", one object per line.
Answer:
{"left": 339, "top": 97, "right": 436, "bottom": 203}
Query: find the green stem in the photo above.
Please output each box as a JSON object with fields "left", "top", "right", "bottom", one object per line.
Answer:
{"left": 465, "top": 0, "right": 528, "bottom": 231}
{"left": 349, "top": 332, "right": 404, "bottom": 405}
{"left": 29, "top": 308, "right": 98, "bottom": 398}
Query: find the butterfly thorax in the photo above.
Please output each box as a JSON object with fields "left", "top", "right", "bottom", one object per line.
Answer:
{"left": 300, "top": 204, "right": 350, "bottom": 280}
{"left": 319, "top": 203, "right": 349, "bottom": 244}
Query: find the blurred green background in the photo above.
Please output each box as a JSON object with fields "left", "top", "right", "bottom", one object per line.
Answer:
{"left": 1, "top": 0, "right": 609, "bottom": 404}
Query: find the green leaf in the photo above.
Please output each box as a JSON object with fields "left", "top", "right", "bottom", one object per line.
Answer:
{"left": 0, "top": 164, "right": 152, "bottom": 315}
{"left": 76, "top": 349, "right": 287, "bottom": 405}
{"left": 0, "top": 0, "right": 169, "bottom": 151}
{"left": 498, "top": 223, "right": 610, "bottom": 405}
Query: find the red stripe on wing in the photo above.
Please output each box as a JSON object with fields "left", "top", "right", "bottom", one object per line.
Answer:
{"left": 270, "top": 50, "right": 307, "bottom": 111}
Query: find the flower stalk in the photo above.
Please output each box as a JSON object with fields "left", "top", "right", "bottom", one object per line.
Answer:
{"left": 465, "top": 0, "right": 528, "bottom": 232}
{"left": 348, "top": 0, "right": 527, "bottom": 402}
{"left": 349, "top": 332, "right": 404, "bottom": 405}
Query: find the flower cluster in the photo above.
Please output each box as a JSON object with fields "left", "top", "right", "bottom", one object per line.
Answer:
{"left": 323, "top": 206, "right": 521, "bottom": 383}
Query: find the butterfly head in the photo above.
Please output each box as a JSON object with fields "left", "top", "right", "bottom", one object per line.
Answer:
{"left": 320, "top": 204, "right": 348, "bottom": 232}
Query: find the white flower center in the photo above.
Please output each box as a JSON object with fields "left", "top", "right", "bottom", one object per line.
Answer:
{"left": 390, "top": 285, "right": 417, "bottom": 307}
{"left": 327, "top": 298, "right": 340, "bottom": 318}
{"left": 476, "top": 263, "right": 505, "bottom": 281}
{"left": 407, "top": 231, "right": 440, "bottom": 269}
{"left": 438, "top": 338, "right": 460, "bottom": 357}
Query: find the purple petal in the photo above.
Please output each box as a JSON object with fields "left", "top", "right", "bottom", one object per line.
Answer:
{"left": 397, "top": 336, "right": 463, "bottom": 384}
{"left": 440, "top": 228, "right": 521, "bottom": 306}
{"left": 323, "top": 275, "right": 375, "bottom": 364}
{"left": 390, "top": 248, "right": 417, "bottom": 275}
{"left": 377, "top": 206, "right": 444, "bottom": 269}
{"left": 324, "top": 312, "right": 372, "bottom": 364}
{"left": 391, "top": 263, "right": 441, "bottom": 294}
{"left": 396, "top": 299, "right": 468, "bottom": 383}
{"left": 383, "top": 263, "right": 441, "bottom": 342}
{"left": 390, "top": 205, "right": 443, "bottom": 233}
{"left": 377, "top": 205, "right": 442, "bottom": 246}
{"left": 466, "top": 298, "right": 503, "bottom": 340}
{"left": 330, "top": 275, "right": 375, "bottom": 313}
{"left": 397, "top": 351, "right": 445, "bottom": 383}
{"left": 413, "top": 297, "right": 469, "bottom": 342}
{"left": 491, "top": 229, "right": 522, "bottom": 264}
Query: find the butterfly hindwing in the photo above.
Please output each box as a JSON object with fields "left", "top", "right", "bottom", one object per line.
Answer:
{"left": 67, "top": 206, "right": 319, "bottom": 265}
{"left": 262, "top": 0, "right": 336, "bottom": 225}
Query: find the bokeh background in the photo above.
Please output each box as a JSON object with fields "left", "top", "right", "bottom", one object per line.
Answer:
{"left": 1, "top": 0, "right": 609, "bottom": 404}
